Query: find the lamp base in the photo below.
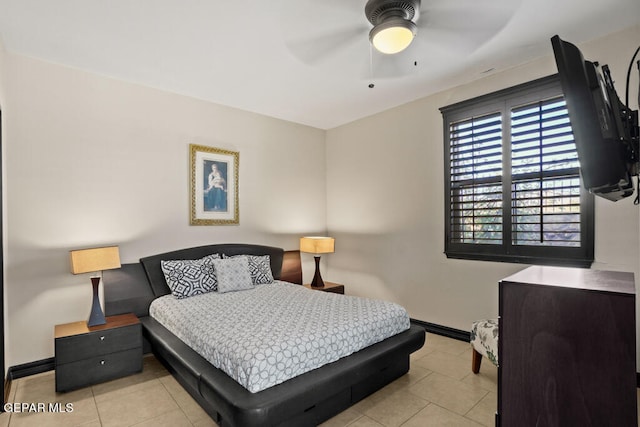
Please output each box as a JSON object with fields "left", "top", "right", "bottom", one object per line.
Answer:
{"left": 310, "top": 256, "right": 325, "bottom": 288}
{"left": 87, "top": 277, "right": 106, "bottom": 327}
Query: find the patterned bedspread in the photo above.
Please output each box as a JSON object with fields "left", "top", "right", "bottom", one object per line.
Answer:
{"left": 149, "top": 281, "right": 410, "bottom": 392}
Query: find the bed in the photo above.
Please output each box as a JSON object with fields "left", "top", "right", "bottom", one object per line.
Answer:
{"left": 103, "top": 243, "right": 425, "bottom": 427}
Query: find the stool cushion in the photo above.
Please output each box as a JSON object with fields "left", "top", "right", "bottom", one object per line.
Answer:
{"left": 470, "top": 319, "right": 499, "bottom": 366}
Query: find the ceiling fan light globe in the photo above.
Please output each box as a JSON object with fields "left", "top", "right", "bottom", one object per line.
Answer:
{"left": 369, "top": 18, "right": 417, "bottom": 54}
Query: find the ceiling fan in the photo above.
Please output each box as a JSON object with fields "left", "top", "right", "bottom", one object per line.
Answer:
{"left": 365, "top": 0, "right": 421, "bottom": 55}
{"left": 282, "top": 0, "right": 521, "bottom": 78}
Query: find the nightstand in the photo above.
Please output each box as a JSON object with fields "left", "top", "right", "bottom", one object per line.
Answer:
{"left": 303, "top": 282, "right": 345, "bottom": 294}
{"left": 55, "top": 312, "right": 143, "bottom": 392}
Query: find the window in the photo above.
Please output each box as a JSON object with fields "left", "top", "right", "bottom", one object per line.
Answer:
{"left": 441, "top": 75, "right": 594, "bottom": 267}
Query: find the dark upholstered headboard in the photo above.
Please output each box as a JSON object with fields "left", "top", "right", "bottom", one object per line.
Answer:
{"left": 140, "top": 244, "right": 284, "bottom": 297}
{"left": 280, "top": 250, "right": 302, "bottom": 285}
{"left": 105, "top": 244, "right": 299, "bottom": 317}
{"left": 103, "top": 263, "right": 155, "bottom": 317}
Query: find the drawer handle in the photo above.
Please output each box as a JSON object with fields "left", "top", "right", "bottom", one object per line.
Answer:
{"left": 100, "top": 360, "right": 105, "bottom": 365}
{"left": 100, "top": 336, "right": 105, "bottom": 341}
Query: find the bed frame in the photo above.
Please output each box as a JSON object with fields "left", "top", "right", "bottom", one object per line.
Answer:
{"left": 103, "top": 243, "right": 425, "bottom": 427}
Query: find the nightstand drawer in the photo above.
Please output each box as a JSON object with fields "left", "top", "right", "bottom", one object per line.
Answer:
{"left": 55, "top": 323, "right": 141, "bottom": 364}
{"left": 55, "top": 347, "right": 143, "bottom": 392}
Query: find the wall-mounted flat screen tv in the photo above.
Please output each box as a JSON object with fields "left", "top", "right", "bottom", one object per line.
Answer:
{"left": 551, "top": 35, "right": 638, "bottom": 202}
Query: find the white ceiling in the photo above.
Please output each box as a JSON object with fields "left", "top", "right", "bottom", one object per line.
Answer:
{"left": 0, "top": 0, "right": 638, "bottom": 129}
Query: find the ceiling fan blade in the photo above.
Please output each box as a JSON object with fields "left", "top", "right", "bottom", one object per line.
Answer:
{"left": 285, "top": 26, "right": 368, "bottom": 66}
{"left": 281, "top": 0, "right": 363, "bottom": 16}
{"left": 280, "top": 0, "right": 369, "bottom": 66}
{"left": 420, "top": 0, "right": 522, "bottom": 25}
{"left": 416, "top": 0, "right": 522, "bottom": 53}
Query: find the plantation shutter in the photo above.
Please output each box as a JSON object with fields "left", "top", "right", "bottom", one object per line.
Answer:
{"left": 449, "top": 112, "right": 503, "bottom": 244}
{"left": 510, "top": 97, "right": 582, "bottom": 247}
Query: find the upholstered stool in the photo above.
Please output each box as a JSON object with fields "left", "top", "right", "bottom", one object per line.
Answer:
{"left": 470, "top": 319, "right": 499, "bottom": 373}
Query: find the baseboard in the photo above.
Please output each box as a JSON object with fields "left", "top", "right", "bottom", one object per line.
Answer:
{"left": 3, "top": 377, "right": 10, "bottom": 406}
{"left": 7, "top": 357, "right": 55, "bottom": 380}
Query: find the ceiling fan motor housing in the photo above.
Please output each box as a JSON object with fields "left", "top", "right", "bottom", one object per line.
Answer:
{"left": 365, "top": 0, "right": 421, "bottom": 25}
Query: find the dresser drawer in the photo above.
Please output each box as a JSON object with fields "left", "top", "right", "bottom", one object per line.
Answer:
{"left": 55, "top": 347, "right": 143, "bottom": 392}
{"left": 55, "top": 323, "right": 141, "bottom": 364}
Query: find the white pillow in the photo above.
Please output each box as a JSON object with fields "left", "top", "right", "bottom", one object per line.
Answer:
{"left": 213, "top": 257, "right": 254, "bottom": 293}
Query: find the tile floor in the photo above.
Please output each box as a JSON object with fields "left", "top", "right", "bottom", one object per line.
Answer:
{"left": 0, "top": 333, "right": 494, "bottom": 426}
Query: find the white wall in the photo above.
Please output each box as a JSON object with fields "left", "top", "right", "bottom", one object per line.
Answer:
{"left": 326, "top": 26, "right": 640, "bottom": 340}
{"left": 3, "top": 52, "right": 327, "bottom": 367}
{"left": 0, "top": 38, "right": 5, "bottom": 103}
{"left": 0, "top": 37, "right": 8, "bottom": 378}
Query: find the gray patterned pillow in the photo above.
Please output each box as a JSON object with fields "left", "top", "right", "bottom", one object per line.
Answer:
{"left": 213, "top": 257, "right": 254, "bottom": 293}
{"left": 223, "top": 254, "right": 274, "bottom": 285}
{"left": 161, "top": 254, "right": 220, "bottom": 299}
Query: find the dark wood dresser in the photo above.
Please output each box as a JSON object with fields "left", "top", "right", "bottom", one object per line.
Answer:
{"left": 55, "top": 313, "right": 143, "bottom": 392}
{"left": 498, "top": 266, "right": 637, "bottom": 426}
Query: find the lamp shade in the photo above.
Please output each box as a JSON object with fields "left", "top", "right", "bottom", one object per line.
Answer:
{"left": 300, "top": 237, "right": 335, "bottom": 254}
{"left": 70, "top": 246, "right": 121, "bottom": 274}
{"left": 370, "top": 18, "right": 417, "bottom": 54}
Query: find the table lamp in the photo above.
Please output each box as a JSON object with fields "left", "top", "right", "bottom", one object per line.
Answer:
{"left": 70, "top": 246, "right": 121, "bottom": 327}
{"left": 300, "top": 236, "right": 335, "bottom": 288}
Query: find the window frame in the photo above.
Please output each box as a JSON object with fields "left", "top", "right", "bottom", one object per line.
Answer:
{"left": 441, "top": 75, "right": 594, "bottom": 267}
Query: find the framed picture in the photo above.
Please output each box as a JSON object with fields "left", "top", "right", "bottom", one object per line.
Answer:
{"left": 190, "top": 144, "right": 239, "bottom": 225}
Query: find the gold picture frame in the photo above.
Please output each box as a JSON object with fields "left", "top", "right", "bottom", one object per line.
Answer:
{"left": 190, "top": 144, "right": 239, "bottom": 225}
